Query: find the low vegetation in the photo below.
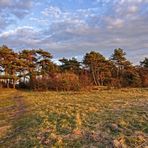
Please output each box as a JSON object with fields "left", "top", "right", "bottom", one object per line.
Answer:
{"left": 0, "top": 88, "right": 148, "bottom": 147}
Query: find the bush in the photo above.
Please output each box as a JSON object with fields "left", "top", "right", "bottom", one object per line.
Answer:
{"left": 17, "top": 81, "right": 30, "bottom": 89}
{"left": 23, "top": 72, "right": 81, "bottom": 91}
{"left": 138, "top": 68, "right": 148, "bottom": 87}
{"left": 48, "top": 72, "right": 80, "bottom": 91}
{"left": 122, "top": 70, "right": 142, "bottom": 87}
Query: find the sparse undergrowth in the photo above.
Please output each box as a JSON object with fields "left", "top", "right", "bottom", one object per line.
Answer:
{"left": 0, "top": 88, "right": 148, "bottom": 147}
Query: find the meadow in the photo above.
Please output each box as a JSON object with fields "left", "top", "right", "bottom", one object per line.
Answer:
{"left": 0, "top": 88, "right": 148, "bottom": 147}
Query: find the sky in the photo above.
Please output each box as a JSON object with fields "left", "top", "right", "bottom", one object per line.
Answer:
{"left": 0, "top": 0, "right": 148, "bottom": 64}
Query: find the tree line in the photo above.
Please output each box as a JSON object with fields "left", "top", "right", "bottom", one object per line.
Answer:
{"left": 0, "top": 45, "right": 148, "bottom": 90}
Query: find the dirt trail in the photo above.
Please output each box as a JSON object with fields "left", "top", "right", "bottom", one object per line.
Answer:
{"left": 0, "top": 93, "right": 26, "bottom": 145}
{"left": 10, "top": 95, "right": 26, "bottom": 120}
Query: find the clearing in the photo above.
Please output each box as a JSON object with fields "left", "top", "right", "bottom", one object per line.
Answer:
{"left": 0, "top": 88, "right": 148, "bottom": 147}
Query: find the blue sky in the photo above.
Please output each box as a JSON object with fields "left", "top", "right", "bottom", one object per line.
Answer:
{"left": 0, "top": 0, "right": 148, "bottom": 64}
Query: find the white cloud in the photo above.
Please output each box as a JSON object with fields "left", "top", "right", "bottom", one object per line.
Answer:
{"left": 0, "top": 26, "right": 38, "bottom": 38}
{"left": 128, "top": 5, "right": 139, "bottom": 13}
{"left": 106, "top": 18, "right": 124, "bottom": 29}
{"left": 0, "top": 0, "right": 12, "bottom": 6}
{"left": 119, "top": 0, "right": 148, "bottom": 3}
{"left": 42, "top": 6, "right": 62, "bottom": 18}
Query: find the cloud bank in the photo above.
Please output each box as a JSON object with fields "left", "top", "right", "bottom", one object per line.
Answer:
{"left": 0, "top": 0, "right": 148, "bottom": 64}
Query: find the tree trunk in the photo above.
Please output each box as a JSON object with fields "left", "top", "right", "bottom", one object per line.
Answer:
{"left": 13, "top": 79, "right": 15, "bottom": 89}
{"left": 7, "top": 79, "right": 9, "bottom": 88}
{"left": 91, "top": 66, "right": 98, "bottom": 86}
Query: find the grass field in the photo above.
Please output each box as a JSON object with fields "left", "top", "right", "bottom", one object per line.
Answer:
{"left": 0, "top": 88, "right": 148, "bottom": 147}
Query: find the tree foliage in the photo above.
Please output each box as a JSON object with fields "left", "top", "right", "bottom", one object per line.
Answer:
{"left": 140, "top": 58, "right": 148, "bottom": 68}
{"left": 59, "top": 57, "right": 81, "bottom": 74}
{"left": 83, "top": 51, "right": 106, "bottom": 85}
{"left": 0, "top": 45, "right": 147, "bottom": 90}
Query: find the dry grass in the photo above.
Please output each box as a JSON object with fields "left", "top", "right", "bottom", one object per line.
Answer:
{"left": 0, "top": 88, "right": 148, "bottom": 147}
